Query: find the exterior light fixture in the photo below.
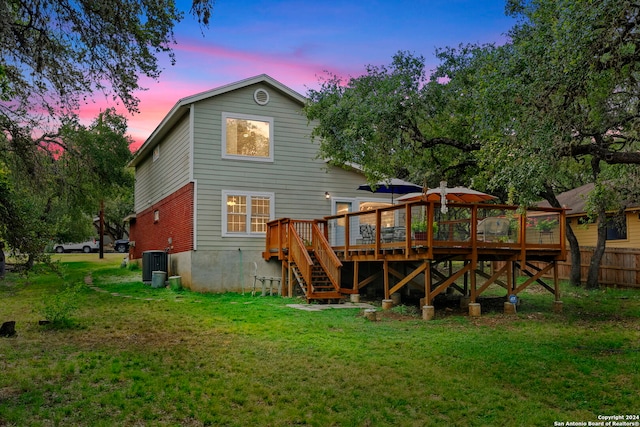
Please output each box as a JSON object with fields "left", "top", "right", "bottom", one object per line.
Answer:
{"left": 325, "top": 192, "right": 330, "bottom": 199}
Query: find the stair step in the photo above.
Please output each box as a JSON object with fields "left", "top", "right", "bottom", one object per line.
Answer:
{"left": 289, "top": 238, "right": 343, "bottom": 302}
{"left": 308, "top": 291, "right": 343, "bottom": 300}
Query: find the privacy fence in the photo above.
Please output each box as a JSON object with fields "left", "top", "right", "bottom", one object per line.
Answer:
{"left": 513, "top": 247, "right": 640, "bottom": 289}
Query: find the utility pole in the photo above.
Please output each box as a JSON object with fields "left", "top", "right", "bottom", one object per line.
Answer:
{"left": 99, "top": 199, "right": 104, "bottom": 259}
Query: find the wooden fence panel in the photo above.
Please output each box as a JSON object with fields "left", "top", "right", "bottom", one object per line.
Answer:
{"left": 499, "top": 247, "right": 640, "bottom": 288}
{"left": 556, "top": 247, "right": 640, "bottom": 288}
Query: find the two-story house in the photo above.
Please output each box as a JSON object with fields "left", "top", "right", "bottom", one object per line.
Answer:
{"left": 128, "top": 75, "right": 391, "bottom": 292}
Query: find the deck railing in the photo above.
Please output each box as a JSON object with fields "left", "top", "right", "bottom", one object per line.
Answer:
{"left": 288, "top": 222, "right": 313, "bottom": 285}
{"left": 266, "top": 201, "right": 566, "bottom": 262}
{"left": 311, "top": 222, "right": 342, "bottom": 289}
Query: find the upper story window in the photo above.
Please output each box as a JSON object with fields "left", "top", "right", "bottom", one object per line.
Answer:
{"left": 222, "top": 112, "right": 274, "bottom": 162}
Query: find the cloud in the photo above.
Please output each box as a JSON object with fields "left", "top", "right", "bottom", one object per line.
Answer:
{"left": 73, "top": 38, "right": 368, "bottom": 150}
{"left": 172, "top": 38, "right": 364, "bottom": 92}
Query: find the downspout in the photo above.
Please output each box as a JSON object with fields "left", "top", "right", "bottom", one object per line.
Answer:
{"left": 238, "top": 248, "right": 243, "bottom": 294}
{"left": 189, "top": 104, "right": 197, "bottom": 252}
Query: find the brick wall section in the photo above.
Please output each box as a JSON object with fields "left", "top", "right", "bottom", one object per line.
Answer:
{"left": 130, "top": 182, "right": 194, "bottom": 259}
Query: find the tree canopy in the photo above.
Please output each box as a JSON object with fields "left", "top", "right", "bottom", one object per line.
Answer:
{"left": 1, "top": 0, "right": 214, "bottom": 175}
{"left": 1, "top": 109, "right": 134, "bottom": 265}
{"left": 0, "top": 0, "right": 214, "bottom": 267}
{"left": 305, "top": 0, "right": 640, "bottom": 288}
{"left": 305, "top": 52, "right": 482, "bottom": 188}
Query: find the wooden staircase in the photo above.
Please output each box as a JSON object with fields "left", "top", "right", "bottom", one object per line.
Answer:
{"left": 290, "top": 251, "right": 343, "bottom": 302}
{"left": 269, "top": 220, "right": 344, "bottom": 303}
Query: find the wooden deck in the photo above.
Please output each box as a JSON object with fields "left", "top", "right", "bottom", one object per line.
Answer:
{"left": 264, "top": 201, "right": 566, "bottom": 316}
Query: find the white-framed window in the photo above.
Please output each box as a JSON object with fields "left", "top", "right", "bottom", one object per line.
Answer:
{"left": 222, "top": 190, "right": 275, "bottom": 237}
{"left": 222, "top": 112, "right": 274, "bottom": 162}
{"left": 152, "top": 145, "right": 160, "bottom": 162}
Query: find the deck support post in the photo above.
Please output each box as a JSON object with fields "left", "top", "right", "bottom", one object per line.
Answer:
{"left": 553, "top": 261, "right": 560, "bottom": 301}
{"left": 463, "top": 263, "right": 469, "bottom": 295}
{"left": 507, "top": 261, "right": 514, "bottom": 294}
{"left": 422, "top": 305, "right": 435, "bottom": 321}
{"left": 424, "top": 260, "right": 432, "bottom": 306}
{"left": 352, "top": 261, "right": 359, "bottom": 294}
{"left": 281, "top": 261, "right": 287, "bottom": 296}
{"left": 382, "top": 299, "right": 394, "bottom": 310}
{"left": 552, "top": 262, "right": 563, "bottom": 312}
{"left": 287, "top": 261, "right": 293, "bottom": 297}
{"left": 470, "top": 262, "right": 477, "bottom": 303}
{"left": 469, "top": 302, "right": 481, "bottom": 317}
{"left": 383, "top": 259, "right": 390, "bottom": 300}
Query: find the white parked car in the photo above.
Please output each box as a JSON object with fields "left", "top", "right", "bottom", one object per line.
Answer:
{"left": 53, "top": 239, "right": 100, "bottom": 253}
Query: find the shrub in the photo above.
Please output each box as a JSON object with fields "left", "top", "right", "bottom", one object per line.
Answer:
{"left": 37, "top": 282, "right": 84, "bottom": 327}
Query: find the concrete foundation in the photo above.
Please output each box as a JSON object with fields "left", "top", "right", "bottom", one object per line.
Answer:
{"left": 381, "top": 299, "right": 394, "bottom": 310}
{"left": 553, "top": 300, "right": 563, "bottom": 313}
{"left": 422, "top": 305, "right": 435, "bottom": 321}
{"left": 469, "top": 302, "right": 481, "bottom": 317}
{"left": 503, "top": 301, "right": 517, "bottom": 315}
{"left": 185, "top": 250, "right": 279, "bottom": 293}
{"left": 350, "top": 294, "right": 360, "bottom": 303}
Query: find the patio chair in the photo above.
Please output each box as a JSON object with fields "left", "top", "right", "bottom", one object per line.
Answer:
{"left": 359, "top": 224, "right": 375, "bottom": 244}
{"left": 393, "top": 226, "right": 406, "bottom": 241}
{"left": 477, "top": 217, "right": 510, "bottom": 242}
{"left": 381, "top": 227, "right": 395, "bottom": 242}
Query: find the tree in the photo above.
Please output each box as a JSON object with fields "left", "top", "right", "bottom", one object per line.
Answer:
{"left": 492, "top": 0, "right": 640, "bottom": 288}
{"left": 0, "top": 147, "right": 57, "bottom": 268}
{"left": 0, "top": 0, "right": 214, "bottom": 265}
{"left": 1, "top": 0, "right": 214, "bottom": 195}
{"left": 57, "top": 109, "right": 135, "bottom": 249}
{"left": 1, "top": 0, "right": 213, "bottom": 114}
{"left": 306, "top": 1, "right": 640, "bottom": 289}
{"left": 58, "top": 109, "right": 134, "bottom": 208}
{"left": 305, "top": 51, "right": 483, "bottom": 188}
{"left": 430, "top": 41, "right": 593, "bottom": 286}
{"left": 102, "top": 177, "right": 135, "bottom": 242}
{"left": 0, "top": 109, "right": 134, "bottom": 267}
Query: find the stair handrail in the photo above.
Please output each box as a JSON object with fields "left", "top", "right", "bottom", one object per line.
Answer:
{"left": 311, "top": 223, "right": 342, "bottom": 291}
{"left": 289, "top": 222, "right": 313, "bottom": 287}
{"left": 264, "top": 218, "right": 290, "bottom": 260}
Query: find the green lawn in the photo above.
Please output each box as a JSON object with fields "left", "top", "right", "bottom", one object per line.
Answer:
{"left": 1, "top": 254, "right": 639, "bottom": 426}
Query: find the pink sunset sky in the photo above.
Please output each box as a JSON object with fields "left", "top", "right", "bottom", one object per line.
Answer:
{"left": 79, "top": 0, "right": 516, "bottom": 150}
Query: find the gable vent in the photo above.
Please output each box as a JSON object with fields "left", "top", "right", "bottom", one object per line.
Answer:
{"left": 253, "top": 88, "right": 270, "bottom": 105}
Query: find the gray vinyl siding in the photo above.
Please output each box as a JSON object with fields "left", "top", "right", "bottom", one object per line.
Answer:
{"left": 191, "top": 82, "right": 367, "bottom": 251}
{"left": 134, "top": 112, "right": 191, "bottom": 212}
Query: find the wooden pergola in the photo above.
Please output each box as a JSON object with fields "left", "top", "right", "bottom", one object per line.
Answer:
{"left": 264, "top": 201, "right": 566, "bottom": 318}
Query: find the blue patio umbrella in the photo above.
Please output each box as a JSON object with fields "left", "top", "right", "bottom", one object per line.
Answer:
{"left": 357, "top": 178, "right": 423, "bottom": 203}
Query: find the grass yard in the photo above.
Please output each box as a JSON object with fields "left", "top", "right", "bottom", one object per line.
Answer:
{"left": 1, "top": 254, "right": 639, "bottom": 426}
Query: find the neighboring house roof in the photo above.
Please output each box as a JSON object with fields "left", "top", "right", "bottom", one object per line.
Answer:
{"left": 537, "top": 183, "right": 593, "bottom": 215}
{"left": 538, "top": 182, "right": 640, "bottom": 215}
{"left": 129, "top": 74, "right": 308, "bottom": 168}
